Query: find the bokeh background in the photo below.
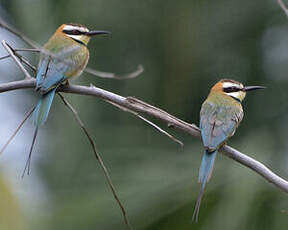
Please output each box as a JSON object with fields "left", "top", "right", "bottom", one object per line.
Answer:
{"left": 0, "top": 0, "right": 288, "bottom": 229}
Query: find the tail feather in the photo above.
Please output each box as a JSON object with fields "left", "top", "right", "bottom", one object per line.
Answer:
{"left": 192, "top": 150, "right": 217, "bottom": 222}
{"left": 33, "top": 88, "right": 56, "bottom": 126}
{"left": 22, "top": 127, "right": 38, "bottom": 177}
{"left": 23, "top": 88, "right": 56, "bottom": 177}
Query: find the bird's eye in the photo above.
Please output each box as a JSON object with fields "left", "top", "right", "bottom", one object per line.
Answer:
{"left": 72, "top": 30, "right": 81, "bottom": 35}
{"left": 63, "top": 29, "right": 82, "bottom": 35}
{"left": 223, "top": 86, "right": 240, "bottom": 93}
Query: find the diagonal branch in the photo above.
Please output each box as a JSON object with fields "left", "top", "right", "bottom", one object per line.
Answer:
{"left": 0, "top": 79, "right": 287, "bottom": 193}
{"left": 105, "top": 99, "right": 183, "bottom": 148}
{"left": 57, "top": 93, "right": 132, "bottom": 230}
{"left": 0, "top": 47, "right": 37, "bottom": 72}
{"left": 278, "top": 0, "right": 288, "bottom": 16}
{"left": 1, "top": 40, "right": 33, "bottom": 79}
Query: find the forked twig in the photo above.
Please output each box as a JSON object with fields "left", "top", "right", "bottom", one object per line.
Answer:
{"left": 1, "top": 40, "right": 32, "bottom": 79}
{"left": 106, "top": 100, "right": 183, "bottom": 148}
{"left": 13, "top": 52, "right": 37, "bottom": 73}
{"left": 0, "top": 48, "right": 39, "bottom": 63}
{"left": 57, "top": 93, "right": 132, "bottom": 230}
{"left": 0, "top": 48, "right": 39, "bottom": 59}
{"left": 0, "top": 106, "right": 35, "bottom": 155}
{"left": 0, "top": 48, "right": 37, "bottom": 72}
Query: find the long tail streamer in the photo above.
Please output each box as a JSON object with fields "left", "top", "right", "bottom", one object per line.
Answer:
{"left": 192, "top": 149, "right": 217, "bottom": 222}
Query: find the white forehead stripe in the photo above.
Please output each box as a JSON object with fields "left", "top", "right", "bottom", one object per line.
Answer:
{"left": 222, "top": 82, "right": 243, "bottom": 89}
{"left": 63, "top": 25, "right": 89, "bottom": 33}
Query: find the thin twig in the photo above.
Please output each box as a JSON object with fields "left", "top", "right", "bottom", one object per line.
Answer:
{"left": 0, "top": 50, "right": 37, "bottom": 72}
{"left": 278, "top": 0, "right": 288, "bottom": 16}
{"left": 57, "top": 93, "right": 132, "bottom": 230}
{"left": 0, "top": 106, "right": 35, "bottom": 155}
{"left": 0, "top": 54, "right": 10, "bottom": 61}
{"left": 106, "top": 99, "right": 183, "bottom": 148}
{"left": 1, "top": 40, "right": 32, "bottom": 79}
{"left": 85, "top": 65, "right": 144, "bottom": 80}
{"left": 14, "top": 48, "right": 40, "bottom": 52}
{"left": 0, "top": 48, "right": 40, "bottom": 61}
{"left": 13, "top": 52, "right": 37, "bottom": 73}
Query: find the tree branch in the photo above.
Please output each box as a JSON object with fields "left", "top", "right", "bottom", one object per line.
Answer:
{"left": 1, "top": 40, "right": 33, "bottom": 79}
{"left": 58, "top": 93, "right": 132, "bottom": 229}
{"left": 278, "top": 0, "right": 288, "bottom": 16}
{"left": 0, "top": 79, "right": 287, "bottom": 193}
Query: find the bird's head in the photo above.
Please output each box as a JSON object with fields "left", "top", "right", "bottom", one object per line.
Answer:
{"left": 56, "top": 23, "right": 110, "bottom": 46}
{"left": 211, "top": 79, "right": 265, "bottom": 102}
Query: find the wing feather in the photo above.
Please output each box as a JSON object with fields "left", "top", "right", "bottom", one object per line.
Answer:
{"left": 200, "top": 98, "right": 243, "bottom": 151}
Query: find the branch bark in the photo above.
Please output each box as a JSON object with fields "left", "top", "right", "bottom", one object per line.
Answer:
{"left": 1, "top": 79, "right": 288, "bottom": 193}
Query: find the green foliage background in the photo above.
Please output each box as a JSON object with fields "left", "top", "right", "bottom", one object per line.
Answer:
{"left": 0, "top": 0, "right": 287, "bottom": 229}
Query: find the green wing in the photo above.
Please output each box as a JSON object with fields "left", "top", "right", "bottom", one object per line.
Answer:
{"left": 200, "top": 98, "right": 243, "bottom": 151}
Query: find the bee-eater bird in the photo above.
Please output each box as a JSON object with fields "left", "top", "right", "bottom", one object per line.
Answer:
{"left": 24, "top": 23, "right": 110, "bottom": 175}
{"left": 192, "top": 79, "right": 265, "bottom": 221}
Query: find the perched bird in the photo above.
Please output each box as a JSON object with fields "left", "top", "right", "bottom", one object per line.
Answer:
{"left": 192, "top": 79, "right": 265, "bottom": 221}
{"left": 24, "top": 23, "right": 110, "bottom": 175}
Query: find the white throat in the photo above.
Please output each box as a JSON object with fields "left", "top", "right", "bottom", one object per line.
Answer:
{"left": 224, "top": 91, "right": 243, "bottom": 99}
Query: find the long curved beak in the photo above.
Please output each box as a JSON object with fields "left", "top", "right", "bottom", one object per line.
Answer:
{"left": 243, "top": 86, "right": 266, "bottom": 92}
{"left": 85, "top": 30, "right": 111, "bottom": 36}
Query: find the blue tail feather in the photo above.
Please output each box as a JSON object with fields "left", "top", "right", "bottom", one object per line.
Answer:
{"left": 32, "top": 88, "right": 57, "bottom": 126}
{"left": 24, "top": 88, "right": 56, "bottom": 177}
{"left": 199, "top": 150, "right": 217, "bottom": 184}
{"left": 192, "top": 150, "right": 217, "bottom": 222}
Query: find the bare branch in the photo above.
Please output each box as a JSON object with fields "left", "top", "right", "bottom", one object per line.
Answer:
{"left": 13, "top": 48, "right": 40, "bottom": 52}
{"left": 1, "top": 40, "right": 32, "bottom": 79}
{"left": 57, "top": 93, "right": 132, "bottom": 230}
{"left": 135, "top": 114, "right": 184, "bottom": 148}
{"left": 0, "top": 54, "right": 10, "bottom": 61}
{"left": 0, "top": 49, "right": 37, "bottom": 72}
{"left": 105, "top": 99, "right": 184, "bottom": 148}
{"left": 0, "top": 79, "right": 287, "bottom": 192}
{"left": 85, "top": 65, "right": 144, "bottom": 80}
{"left": 221, "top": 145, "right": 288, "bottom": 193}
{"left": 0, "top": 49, "right": 40, "bottom": 61}
{"left": 278, "top": 0, "right": 288, "bottom": 16}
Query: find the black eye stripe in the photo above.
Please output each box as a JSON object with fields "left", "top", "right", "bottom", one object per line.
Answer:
{"left": 223, "top": 86, "right": 241, "bottom": 93}
{"left": 63, "top": 29, "right": 85, "bottom": 35}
